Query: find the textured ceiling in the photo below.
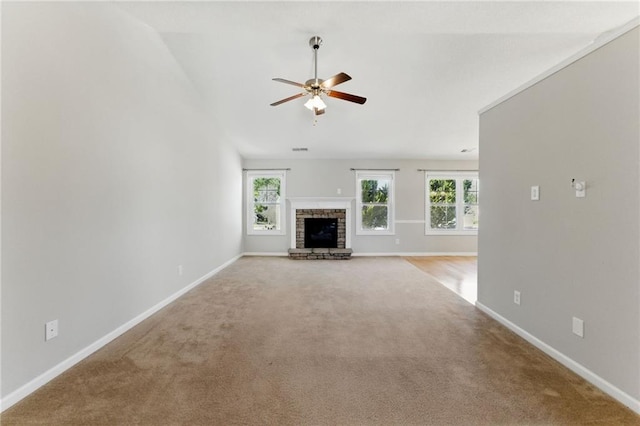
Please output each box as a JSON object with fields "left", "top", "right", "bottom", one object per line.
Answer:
{"left": 117, "top": 1, "right": 639, "bottom": 160}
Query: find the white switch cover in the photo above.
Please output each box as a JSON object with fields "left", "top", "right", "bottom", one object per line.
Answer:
{"left": 45, "top": 320, "right": 58, "bottom": 341}
{"left": 572, "top": 317, "right": 584, "bottom": 338}
{"left": 530, "top": 186, "right": 540, "bottom": 201}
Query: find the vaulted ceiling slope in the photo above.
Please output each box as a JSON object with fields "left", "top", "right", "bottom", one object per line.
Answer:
{"left": 117, "top": 1, "right": 639, "bottom": 160}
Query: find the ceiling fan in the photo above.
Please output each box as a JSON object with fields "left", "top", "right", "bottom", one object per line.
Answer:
{"left": 270, "top": 36, "right": 367, "bottom": 116}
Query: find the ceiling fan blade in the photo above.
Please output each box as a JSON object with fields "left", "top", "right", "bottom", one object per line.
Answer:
{"left": 270, "top": 93, "right": 306, "bottom": 106}
{"left": 326, "top": 90, "right": 367, "bottom": 105}
{"left": 320, "top": 72, "right": 351, "bottom": 89}
{"left": 314, "top": 107, "right": 325, "bottom": 116}
{"left": 273, "top": 78, "right": 306, "bottom": 88}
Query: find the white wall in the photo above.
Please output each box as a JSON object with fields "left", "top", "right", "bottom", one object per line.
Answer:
{"left": 243, "top": 159, "right": 478, "bottom": 254}
{"left": 478, "top": 27, "right": 639, "bottom": 407}
{"left": 1, "top": 3, "right": 243, "bottom": 402}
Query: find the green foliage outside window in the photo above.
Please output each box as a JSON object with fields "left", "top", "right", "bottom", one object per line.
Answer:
{"left": 463, "top": 179, "right": 479, "bottom": 230}
{"left": 361, "top": 179, "right": 389, "bottom": 230}
{"left": 253, "top": 177, "right": 281, "bottom": 229}
{"left": 429, "top": 178, "right": 479, "bottom": 231}
{"left": 463, "top": 179, "right": 478, "bottom": 204}
{"left": 430, "top": 179, "right": 456, "bottom": 229}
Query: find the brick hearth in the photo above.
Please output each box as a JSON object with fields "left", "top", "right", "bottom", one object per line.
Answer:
{"left": 288, "top": 248, "right": 353, "bottom": 260}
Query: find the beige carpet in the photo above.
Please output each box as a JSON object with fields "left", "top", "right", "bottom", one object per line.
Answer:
{"left": 3, "top": 257, "right": 638, "bottom": 425}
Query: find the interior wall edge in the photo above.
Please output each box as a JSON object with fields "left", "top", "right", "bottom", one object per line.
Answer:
{"left": 0, "top": 254, "right": 242, "bottom": 413}
{"left": 476, "top": 302, "right": 640, "bottom": 415}
{"left": 479, "top": 16, "right": 640, "bottom": 114}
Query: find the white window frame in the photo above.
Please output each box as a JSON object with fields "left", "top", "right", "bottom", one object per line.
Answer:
{"left": 355, "top": 170, "right": 395, "bottom": 235}
{"left": 246, "top": 170, "right": 286, "bottom": 236}
{"left": 425, "top": 171, "right": 478, "bottom": 236}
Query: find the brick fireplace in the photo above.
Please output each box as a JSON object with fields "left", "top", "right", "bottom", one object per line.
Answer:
{"left": 288, "top": 198, "right": 353, "bottom": 260}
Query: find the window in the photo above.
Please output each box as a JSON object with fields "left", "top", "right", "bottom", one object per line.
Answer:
{"left": 355, "top": 171, "right": 395, "bottom": 235}
{"left": 246, "top": 171, "right": 286, "bottom": 235}
{"left": 425, "top": 172, "right": 478, "bottom": 235}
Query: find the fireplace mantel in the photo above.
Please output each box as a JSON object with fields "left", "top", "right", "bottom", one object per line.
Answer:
{"left": 288, "top": 197, "right": 353, "bottom": 249}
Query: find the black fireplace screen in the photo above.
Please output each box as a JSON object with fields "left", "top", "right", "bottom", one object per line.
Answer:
{"left": 304, "top": 218, "right": 338, "bottom": 248}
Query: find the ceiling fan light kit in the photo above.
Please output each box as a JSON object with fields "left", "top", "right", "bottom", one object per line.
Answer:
{"left": 270, "top": 36, "right": 367, "bottom": 118}
{"left": 304, "top": 95, "right": 326, "bottom": 111}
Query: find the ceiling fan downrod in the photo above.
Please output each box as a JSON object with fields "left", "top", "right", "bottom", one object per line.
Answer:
{"left": 310, "top": 36, "right": 322, "bottom": 87}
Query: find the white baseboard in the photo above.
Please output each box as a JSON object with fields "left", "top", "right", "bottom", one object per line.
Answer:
{"left": 0, "top": 255, "right": 241, "bottom": 412}
{"left": 476, "top": 302, "right": 640, "bottom": 415}
{"left": 242, "top": 252, "right": 288, "bottom": 257}
{"left": 352, "top": 252, "right": 478, "bottom": 257}
{"left": 242, "top": 252, "right": 477, "bottom": 257}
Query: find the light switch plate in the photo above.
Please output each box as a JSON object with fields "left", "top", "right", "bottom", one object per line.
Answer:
{"left": 572, "top": 317, "right": 584, "bottom": 338}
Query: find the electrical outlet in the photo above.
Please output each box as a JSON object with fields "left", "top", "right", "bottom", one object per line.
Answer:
{"left": 337, "top": 188, "right": 342, "bottom": 195}
{"left": 572, "top": 317, "right": 584, "bottom": 338}
{"left": 178, "top": 265, "right": 183, "bottom": 276}
{"left": 514, "top": 290, "right": 521, "bottom": 305}
{"left": 45, "top": 320, "right": 58, "bottom": 341}
{"left": 395, "top": 238, "right": 400, "bottom": 245}
{"left": 531, "top": 186, "right": 540, "bottom": 201}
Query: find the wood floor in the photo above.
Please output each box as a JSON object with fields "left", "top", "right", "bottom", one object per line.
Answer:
{"left": 405, "top": 256, "right": 477, "bottom": 304}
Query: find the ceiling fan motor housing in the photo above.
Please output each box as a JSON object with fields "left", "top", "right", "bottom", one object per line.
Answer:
{"left": 305, "top": 79, "right": 324, "bottom": 89}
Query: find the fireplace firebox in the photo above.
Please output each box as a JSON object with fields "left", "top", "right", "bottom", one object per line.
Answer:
{"left": 304, "top": 218, "right": 338, "bottom": 248}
